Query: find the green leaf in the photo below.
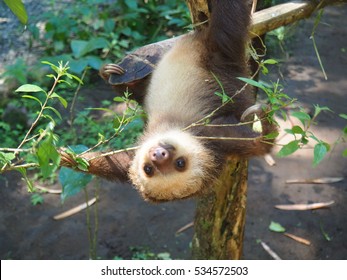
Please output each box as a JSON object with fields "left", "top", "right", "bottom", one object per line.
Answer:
{"left": 65, "top": 72, "right": 84, "bottom": 84}
{"left": 71, "top": 40, "right": 88, "bottom": 58}
{"left": 342, "top": 149, "right": 347, "bottom": 157}
{"left": 237, "top": 77, "right": 266, "bottom": 91}
{"left": 280, "top": 110, "right": 288, "bottom": 122}
{"left": 50, "top": 92, "right": 68, "bottom": 108}
{"left": 68, "top": 58, "right": 89, "bottom": 74}
{"left": 277, "top": 140, "right": 300, "bottom": 158}
{"left": 63, "top": 145, "right": 90, "bottom": 171}
{"left": 301, "top": 136, "right": 309, "bottom": 145}
{"left": 85, "top": 55, "right": 103, "bottom": 70}
{"left": 269, "top": 221, "right": 286, "bottom": 233}
{"left": 15, "top": 84, "right": 45, "bottom": 93}
{"left": 71, "top": 37, "right": 109, "bottom": 58}
{"left": 4, "top": 0, "right": 28, "bottom": 25}
{"left": 36, "top": 133, "right": 60, "bottom": 179}
{"left": 125, "top": 0, "right": 138, "bottom": 9}
{"left": 263, "top": 59, "right": 278, "bottom": 65}
{"left": 41, "top": 61, "right": 55, "bottom": 68}
{"left": 284, "top": 128, "right": 295, "bottom": 135}
{"left": 59, "top": 167, "right": 93, "bottom": 202}
{"left": 313, "top": 142, "right": 328, "bottom": 167}
{"left": 264, "top": 131, "right": 279, "bottom": 140}
{"left": 339, "top": 113, "right": 347, "bottom": 120}
{"left": 22, "top": 95, "right": 43, "bottom": 107}
{"left": 261, "top": 65, "right": 268, "bottom": 75}
{"left": 313, "top": 105, "right": 332, "bottom": 119}
{"left": 291, "top": 111, "right": 311, "bottom": 126}
{"left": 44, "top": 106, "right": 62, "bottom": 120}
{"left": 320, "top": 223, "right": 331, "bottom": 241}
{"left": 114, "top": 96, "right": 125, "bottom": 103}
{"left": 291, "top": 125, "right": 304, "bottom": 135}
{"left": 309, "top": 133, "right": 320, "bottom": 143}
{"left": 0, "top": 152, "right": 15, "bottom": 166}
{"left": 31, "top": 194, "right": 44, "bottom": 205}
{"left": 75, "top": 157, "right": 90, "bottom": 172}
{"left": 214, "top": 91, "right": 229, "bottom": 104}
{"left": 17, "top": 167, "right": 35, "bottom": 192}
{"left": 104, "top": 19, "right": 115, "bottom": 33}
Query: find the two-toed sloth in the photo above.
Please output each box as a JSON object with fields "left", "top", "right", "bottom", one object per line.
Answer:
{"left": 64, "top": 0, "right": 277, "bottom": 202}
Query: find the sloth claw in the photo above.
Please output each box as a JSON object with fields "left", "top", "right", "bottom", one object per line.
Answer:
{"left": 103, "top": 63, "right": 125, "bottom": 75}
{"left": 240, "top": 104, "right": 269, "bottom": 122}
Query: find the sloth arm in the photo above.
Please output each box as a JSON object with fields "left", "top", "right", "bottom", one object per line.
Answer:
{"left": 200, "top": 113, "right": 276, "bottom": 157}
{"left": 60, "top": 150, "right": 134, "bottom": 181}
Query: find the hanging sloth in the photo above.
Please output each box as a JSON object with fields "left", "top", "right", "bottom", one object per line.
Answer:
{"left": 61, "top": 0, "right": 277, "bottom": 202}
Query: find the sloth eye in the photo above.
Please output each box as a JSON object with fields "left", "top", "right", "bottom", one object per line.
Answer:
{"left": 175, "top": 157, "right": 186, "bottom": 171}
{"left": 143, "top": 164, "right": 154, "bottom": 176}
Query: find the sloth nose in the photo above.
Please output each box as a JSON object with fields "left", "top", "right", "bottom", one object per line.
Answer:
{"left": 150, "top": 147, "right": 169, "bottom": 163}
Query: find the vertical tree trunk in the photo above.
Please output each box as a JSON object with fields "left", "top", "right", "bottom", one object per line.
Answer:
{"left": 192, "top": 158, "right": 248, "bottom": 259}
{"left": 187, "top": 0, "right": 249, "bottom": 259}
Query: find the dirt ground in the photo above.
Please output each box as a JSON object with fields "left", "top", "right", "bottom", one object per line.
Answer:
{"left": 0, "top": 5, "right": 347, "bottom": 260}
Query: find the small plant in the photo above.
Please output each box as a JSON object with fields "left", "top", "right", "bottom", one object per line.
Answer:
{"left": 0, "top": 58, "right": 28, "bottom": 86}
{"left": 31, "top": 193, "right": 44, "bottom": 205}
{"left": 240, "top": 59, "right": 334, "bottom": 166}
{"left": 25, "top": 0, "right": 190, "bottom": 75}
{"left": 130, "top": 247, "right": 172, "bottom": 260}
{"left": 0, "top": 61, "right": 81, "bottom": 190}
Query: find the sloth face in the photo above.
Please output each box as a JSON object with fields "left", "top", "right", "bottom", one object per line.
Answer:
{"left": 129, "top": 129, "right": 215, "bottom": 202}
{"left": 142, "top": 143, "right": 188, "bottom": 177}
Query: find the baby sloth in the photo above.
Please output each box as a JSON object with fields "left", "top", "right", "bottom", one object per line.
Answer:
{"left": 62, "top": 0, "right": 277, "bottom": 202}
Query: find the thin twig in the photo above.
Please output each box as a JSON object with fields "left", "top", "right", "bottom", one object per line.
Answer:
{"left": 260, "top": 240, "right": 281, "bottom": 260}
{"left": 283, "top": 232, "right": 311, "bottom": 246}
{"left": 0, "top": 148, "right": 31, "bottom": 153}
{"left": 53, "top": 197, "right": 97, "bottom": 220}
{"left": 35, "top": 185, "right": 62, "bottom": 194}
{"left": 69, "top": 68, "right": 88, "bottom": 128}
{"left": 285, "top": 177, "right": 343, "bottom": 184}
{"left": 194, "top": 136, "right": 259, "bottom": 141}
{"left": 4, "top": 163, "right": 39, "bottom": 170}
{"left": 87, "top": 146, "right": 139, "bottom": 161}
{"left": 275, "top": 201, "right": 335, "bottom": 211}
{"left": 176, "top": 222, "right": 194, "bottom": 234}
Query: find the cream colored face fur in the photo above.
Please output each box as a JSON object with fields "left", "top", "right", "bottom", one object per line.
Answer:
{"left": 129, "top": 129, "right": 215, "bottom": 201}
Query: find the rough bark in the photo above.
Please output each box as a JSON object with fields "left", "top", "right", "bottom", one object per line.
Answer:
{"left": 185, "top": 0, "right": 210, "bottom": 28}
{"left": 192, "top": 158, "right": 248, "bottom": 259}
